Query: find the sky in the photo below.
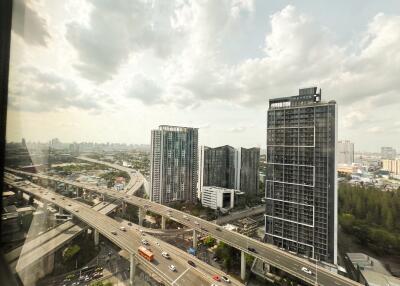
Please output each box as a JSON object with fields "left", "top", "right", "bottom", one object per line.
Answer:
{"left": 6, "top": 0, "right": 400, "bottom": 151}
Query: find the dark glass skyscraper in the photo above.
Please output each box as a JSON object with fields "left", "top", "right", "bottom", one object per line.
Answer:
{"left": 238, "top": 147, "right": 260, "bottom": 196}
{"left": 150, "top": 125, "right": 198, "bottom": 204}
{"left": 264, "top": 87, "right": 337, "bottom": 264}
{"left": 201, "top": 145, "right": 236, "bottom": 189}
{"left": 199, "top": 145, "right": 260, "bottom": 196}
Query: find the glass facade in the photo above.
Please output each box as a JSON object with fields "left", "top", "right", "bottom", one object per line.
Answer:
{"left": 264, "top": 87, "right": 337, "bottom": 264}
{"left": 150, "top": 126, "right": 198, "bottom": 204}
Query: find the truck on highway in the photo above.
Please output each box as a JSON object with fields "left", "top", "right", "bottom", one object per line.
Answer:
{"left": 138, "top": 246, "right": 154, "bottom": 262}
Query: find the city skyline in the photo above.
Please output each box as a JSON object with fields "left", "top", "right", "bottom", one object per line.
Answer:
{"left": 6, "top": 0, "right": 400, "bottom": 152}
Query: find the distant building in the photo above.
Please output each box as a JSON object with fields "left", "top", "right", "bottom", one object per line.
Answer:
{"left": 344, "top": 253, "right": 400, "bottom": 286}
{"left": 381, "top": 147, "right": 396, "bottom": 160}
{"left": 237, "top": 147, "right": 260, "bottom": 196}
{"left": 68, "top": 143, "right": 80, "bottom": 156}
{"left": 199, "top": 145, "right": 260, "bottom": 197}
{"left": 338, "top": 140, "right": 354, "bottom": 165}
{"left": 265, "top": 87, "right": 337, "bottom": 264}
{"left": 201, "top": 186, "right": 235, "bottom": 211}
{"left": 150, "top": 125, "right": 198, "bottom": 204}
{"left": 382, "top": 159, "right": 400, "bottom": 175}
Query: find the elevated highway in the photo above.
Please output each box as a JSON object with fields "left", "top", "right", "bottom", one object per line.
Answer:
{"left": 4, "top": 177, "right": 243, "bottom": 286}
{"left": 6, "top": 168, "right": 361, "bottom": 286}
{"left": 76, "top": 156, "right": 148, "bottom": 195}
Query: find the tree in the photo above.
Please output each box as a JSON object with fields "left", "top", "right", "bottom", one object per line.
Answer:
{"left": 203, "top": 236, "right": 216, "bottom": 247}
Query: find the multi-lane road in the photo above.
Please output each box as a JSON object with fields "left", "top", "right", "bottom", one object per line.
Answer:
{"left": 4, "top": 176, "right": 242, "bottom": 286}
{"left": 6, "top": 167, "right": 361, "bottom": 286}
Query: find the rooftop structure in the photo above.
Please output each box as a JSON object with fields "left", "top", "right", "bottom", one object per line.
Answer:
{"left": 344, "top": 253, "right": 400, "bottom": 286}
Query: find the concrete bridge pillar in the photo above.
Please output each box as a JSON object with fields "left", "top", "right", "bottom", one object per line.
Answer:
{"left": 138, "top": 207, "right": 145, "bottom": 226}
{"left": 241, "top": 250, "right": 246, "bottom": 281}
{"left": 43, "top": 202, "right": 48, "bottom": 216}
{"left": 193, "top": 230, "right": 198, "bottom": 249}
{"left": 161, "top": 216, "right": 166, "bottom": 230}
{"left": 130, "top": 253, "right": 136, "bottom": 285}
{"left": 122, "top": 202, "right": 126, "bottom": 215}
{"left": 94, "top": 229, "right": 99, "bottom": 247}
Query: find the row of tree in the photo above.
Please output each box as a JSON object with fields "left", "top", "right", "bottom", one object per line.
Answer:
{"left": 339, "top": 183, "right": 400, "bottom": 231}
{"left": 339, "top": 183, "right": 400, "bottom": 255}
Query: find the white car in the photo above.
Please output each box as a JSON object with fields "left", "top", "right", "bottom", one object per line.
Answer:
{"left": 120, "top": 226, "right": 126, "bottom": 231}
{"left": 168, "top": 264, "right": 176, "bottom": 272}
{"left": 194, "top": 221, "right": 199, "bottom": 225}
{"left": 221, "top": 276, "right": 230, "bottom": 283}
{"left": 141, "top": 239, "right": 149, "bottom": 245}
{"left": 162, "top": 251, "right": 170, "bottom": 259}
{"left": 301, "top": 267, "right": 313, "bottom": 275}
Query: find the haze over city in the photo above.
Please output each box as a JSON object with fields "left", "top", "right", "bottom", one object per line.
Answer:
{"left": 6, "top": 0, "right": 400, "bottom": 151}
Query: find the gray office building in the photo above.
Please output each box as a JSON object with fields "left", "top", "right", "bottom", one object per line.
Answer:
{"left": 265, "top": 87, "right": 338, "bottom": 264}
{"left": 238, "top": 147, "right": 260, "bottom": 196}
{"left": 199, "top": 146, "right": 260, "bottom": 196}
{"left": 338, "top": 140, "right": 354, "bottom": 165}
{"left": 200, "top": 145, "right": 236, "bottom": 190}
{"left": 150, "top": 125, "right": 198, "bottom": 204}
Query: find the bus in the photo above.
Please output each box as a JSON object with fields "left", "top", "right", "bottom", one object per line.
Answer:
{"left": 138, "top": 246, "right": 154, "bottom": 262}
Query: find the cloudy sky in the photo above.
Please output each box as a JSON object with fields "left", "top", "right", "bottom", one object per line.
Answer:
{"left": 6, "top": 0, "right": 400, "bottom": 151}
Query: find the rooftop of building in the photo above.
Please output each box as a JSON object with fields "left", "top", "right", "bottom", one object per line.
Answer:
{"left": 157, "top": 125, "right": 198, "bottom": 131}
{"left": 236, "top": 217, "right": 258, "bottom": 226}
{"left": 269, "top": 87, "right": 336, "bottom": 108}
{"left": 346, "top": 253, "right": 400, "bottom": 286}
{"left": 202, "top": 186, "right": 241, "bottom": 193}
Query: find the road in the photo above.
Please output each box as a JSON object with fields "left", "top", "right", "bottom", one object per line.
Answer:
{"left": 214, "top": 206, "right": 265, "bottom": 225}
{"left": 6, "top": 168, "right": 362, "bottom": 286}
{"left": 5, "top": 198, "right": 118, "bottom": 273}
{"left": 76, "top": 156, "right": 148, "bottom": 195}
{"left": 4, "top": 177, "right": 243, "bottom": 286}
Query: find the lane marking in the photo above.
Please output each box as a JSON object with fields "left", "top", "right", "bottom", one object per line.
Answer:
{"left": 172, "top": 267, "right": 190, "bottom": 285}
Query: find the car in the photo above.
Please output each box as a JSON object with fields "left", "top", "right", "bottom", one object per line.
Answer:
{"left": 162, "top": 251, "right": 170, "bottom": 259}
{"left": 120, "top": 226, "right": 126, "bottom": 231}
{"left": 216, "top": 227, "right": 222, "bottom": 231}
{"left": 95, "top": 267, "right": 103, "bottom": 272}
{"left": 187, "top": 260, "right": 196, "bottom": 267}
{"left": 156, "top": 242, "right": 160, "bottom": 246}
{"left": 111, "top": 231, "right": 117, "bottom": 235}
{"left": 128, "top": 222, "right": 132, "bottom": 226}
{"left": 221, "top": 276, "right": 230, "bottom": 283}
{"left": 51, "top": 197, "right": 55, "bottom": 200}
{"left": 301, "top": 267, "right": 313, "bottom": 275}
{"left": 68, "top": 204, "right": 72, "bottom": 207}
{"left": 194, "top": 221, "right": 199, "bottom": 225}
{"left": 247, "top": 247, "right": 256, "bottom": 253}
{"left": 74, "top": 209, "right": 79, "bottom": 212}
{"left": 212, "top": 275, "right": 221, "bottom": 281}
{"left": 183, "top": 215, "right": 189, "bottom": 220}
{"left": 168, "top": 264, "right": 176, "bottom": 272}
{"left": 141, "top": 239, "right": 149, "bottom": 245}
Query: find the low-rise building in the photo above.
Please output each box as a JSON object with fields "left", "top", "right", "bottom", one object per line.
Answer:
{"left": 234, "top": 217, "right": 259, "bottom": 237}
{"left": 382, "top": 159, "right": 400, "bottom": 175}
{"left": 344, "top": 253, "right": 400, "bottom": 286}
{"left": 201, "top": 186, "right": 236, "bottom": 211}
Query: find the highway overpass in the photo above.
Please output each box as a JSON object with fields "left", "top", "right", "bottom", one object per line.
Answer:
{"left": 76, "top": 156, "right": 148, "bottom": 195}
{"left": 4, "top": 176, "right": 243, "bottom": 286}
{"left": 6, "top": 167, "right": 361, "bottom": 286}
